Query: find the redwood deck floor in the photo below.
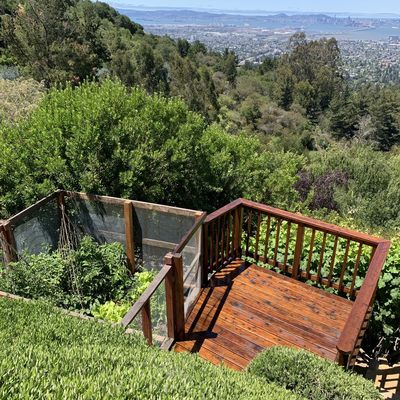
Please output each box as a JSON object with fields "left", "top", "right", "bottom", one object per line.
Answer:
{"left": 174, "top": 259, "right": 354, "bottom": 370}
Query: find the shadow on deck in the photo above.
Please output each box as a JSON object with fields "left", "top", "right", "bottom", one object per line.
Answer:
{"left": 174, "top": 259, "right": 353, "bottom": 370}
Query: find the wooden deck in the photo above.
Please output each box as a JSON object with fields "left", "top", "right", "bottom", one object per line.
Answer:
{"left": 174, "top": 259, "right": 354, "bottom": 370}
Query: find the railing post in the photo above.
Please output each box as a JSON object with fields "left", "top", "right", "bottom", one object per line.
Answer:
{"left": 165, "top": 253, "right": 185, "bottom": 341}
{"left": 292, "top": 223, "right": 305, "bottom": 279}
{"left": 124, "top": 201, "right": 136, "bottom": 274}
{"left": 0, "top": 221, "right": 16, "bottom": 264}
{"left": 57, "top": 190, "right": 66, "bottom": 238}
{"left": 336, "top": 351, "right": 350, "bottom": 368}
{"left": 141, "top": 300, "right": 152, "bottom": 346}
{"left": 233, "top": 206, "right": 243, "bottom": 258}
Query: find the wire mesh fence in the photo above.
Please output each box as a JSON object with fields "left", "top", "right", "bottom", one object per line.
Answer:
{"left": 0, "top": 191, "right": 204, "bottom": 343}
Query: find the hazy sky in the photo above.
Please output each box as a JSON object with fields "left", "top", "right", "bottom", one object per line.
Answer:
{"left": 109, "top": 1, "right": 400, "bottom": 14}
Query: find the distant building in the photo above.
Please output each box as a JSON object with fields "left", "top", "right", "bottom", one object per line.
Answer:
{"left": 389, "top": 35, "right": 400, "bottom": 43}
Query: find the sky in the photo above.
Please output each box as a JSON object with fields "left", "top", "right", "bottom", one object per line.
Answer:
{"left": 108, "top": 1, "right": 400, "bottom": 15}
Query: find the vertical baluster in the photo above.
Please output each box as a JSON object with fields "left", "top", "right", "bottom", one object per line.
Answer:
{"left": 203, "top": 223, "right": 209, "bottom": 284}
{"left": 221, "top": 214, "right": 226, "bottom": 264}
{"left": 317, "top": 232, "right": 327, "bottom": 282}
{"left": 305, "top": 229, "right": 316, "bottom": 279}
{"left": 263, "top": 215, "right": 271, "bottom": 262}
{"left": 283, "top": 222, "right": 292, "bottom": 272}
{"left": 273, "top": 218, "right": 282, "bottom": 268}
{"left": 210, "top": 222, "right": 214, "bottom": 270}
{"left": 292, "top": 223, "right": 305, "bottom": 279}
{"left": 327, "top": 235, "right": 339, "bottom": 287}
{"left": 254, "top": 211, "right": 262, "bottom": 262}
{"left": 245, "top": 209, "right": 253, "bottom": 257}
{"left": 226, "top": 212, "right": 231, "bottom": 259}
{"left": 215, "top": 218, "right": 220, "bottom": 267}
{"left": 350, "top": 243, "right": 363, "bottom": 297}
{"left": 233, "top": 207, "right": 243, "bottom": 258}
{"left": 338, "top": 239, "right": 351, "bottom": 292}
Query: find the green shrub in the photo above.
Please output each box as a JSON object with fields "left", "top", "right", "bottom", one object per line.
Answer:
{"left": 247, "top": 347, "right": 382, "bottom": 400}
{"left": 91, "top": 270, "right": 156, "bottom": 323}
{"left": 0, "top": 250, "right": 65, "bottom": 304}
{"left": 0, "top": 298, "right": 299, "bottom": 400}
{"left": 0, "top": 80, "right": 305, "bottom": 217}
{"left": 0, "top": 237, "right": 153, "bottom": 317}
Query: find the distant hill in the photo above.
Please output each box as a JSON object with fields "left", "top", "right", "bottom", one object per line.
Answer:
{"left": 116, "top": 7, "right": 400, "bottom": 41}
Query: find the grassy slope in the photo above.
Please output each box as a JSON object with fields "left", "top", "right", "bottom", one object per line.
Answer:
{"left": 0, "top": 298, "right": 300, "bottom": 400}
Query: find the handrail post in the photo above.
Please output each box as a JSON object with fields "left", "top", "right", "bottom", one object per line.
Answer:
{"left": 141, "top": 300, "right": 152, "bottom": 345}
{"left": 233, "top": 206, "right": 243, "bottom": 258}
{"left": 165, "top": 253, "right": 185, "bottom": 341}
{"left": 292, "top": 223, "right": 305, "bottom": 279}
{"left": 124, "top": 200, "right": 136, "bottom": 274}
{"left": 56, "top": 190, "right": 66, "bottom": 219}
{"left": 337, "top": 351, "right": 350, "bottom": 368}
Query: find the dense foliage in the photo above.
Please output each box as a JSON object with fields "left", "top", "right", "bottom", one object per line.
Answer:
{"left": 0, "top": 80, "right": 304, "bottom": 216}
{"left": 0, "top": 298, "right": 299, "bottom": 399}
{"left": 0, "top": 236, "right": 153, "bottom": 317}
{"left": 247, "top": 347, "right": 382, "bottom": 400}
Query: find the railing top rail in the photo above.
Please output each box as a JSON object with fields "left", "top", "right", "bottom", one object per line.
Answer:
{"left": 6, "top": 190, "right": 62, "bottom": 226}
{"left": 120, "top": 264, "right": 172, "bottom": 328}
{"left": 66, "top": 191, "right": 203, "bottom": 218}
{"left": 174, "top": 212, "right": 207, "bottom": 254}
{"left": 204, "top": 198, "right": 242, "bottom": 223}
{"left": 204, "top": 198, "right": 385, "bottom": 246}
{"left": 241, "top": 199, "right": 386, "bottom": 247}
{"left": 337, "top": 240, "right": 391, "bottom": 354}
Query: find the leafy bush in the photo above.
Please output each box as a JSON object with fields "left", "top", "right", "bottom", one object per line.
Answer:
{"left": 303, "top": 144, "right": 400, "bottom": 230}
{"left": 0, "top": 298, "right": 299, "bottom": 400}
{"left": 0, "top": 80, "right": 305, "bottom": 218}
{"left": 0, "top": 237, "right": 152, "bottom": 316}
{"left": 247, "top": 347, "right": 382, "bottom": 400}
{"left": 0, "top": 250, "right": 65, "bottom": 304}
{"left": 91, "top": 270, "right": 156, "bottom": 323}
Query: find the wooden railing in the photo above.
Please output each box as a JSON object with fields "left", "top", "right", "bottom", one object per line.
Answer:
{"left": 337, "top": 240, "right": 391, "bottom": 367}
{"left": 121, "top": 253, "right": 185, "bottom": 348}
{"left": 203, "top": 198, "right": 391, "bottom": 366}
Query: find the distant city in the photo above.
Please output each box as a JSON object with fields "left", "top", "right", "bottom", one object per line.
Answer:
{"left": 117, "top": 7, "right": 400, "bottom": 84}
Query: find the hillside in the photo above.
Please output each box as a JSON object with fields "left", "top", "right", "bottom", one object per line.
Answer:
{"left": 0, "top": 297, "right": 300, "bottom": 399}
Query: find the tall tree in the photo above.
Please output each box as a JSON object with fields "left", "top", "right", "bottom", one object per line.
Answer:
{"left": 371, "top": 89, "right": 400, "bottom": 151}
{"left": 2, "top": 0, "right": 106, "bottom": 86}
{"left": 329, "top": 91, "right": 359, "bottom": 139}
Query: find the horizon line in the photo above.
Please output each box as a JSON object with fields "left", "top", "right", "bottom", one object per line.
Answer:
{"left": 107, "top": 3, "right": 400, "bottom": 18}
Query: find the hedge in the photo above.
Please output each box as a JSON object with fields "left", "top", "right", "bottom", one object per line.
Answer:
{"left": 0, "top": 298, "right": 300, "bottom": 400}
{"left": 247, "top": 346, "right": 382, "bottom": 400}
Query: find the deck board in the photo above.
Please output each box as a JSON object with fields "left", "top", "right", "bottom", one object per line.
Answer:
{"left": 174, "top": 259, "right": 353, "bottom": 369}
